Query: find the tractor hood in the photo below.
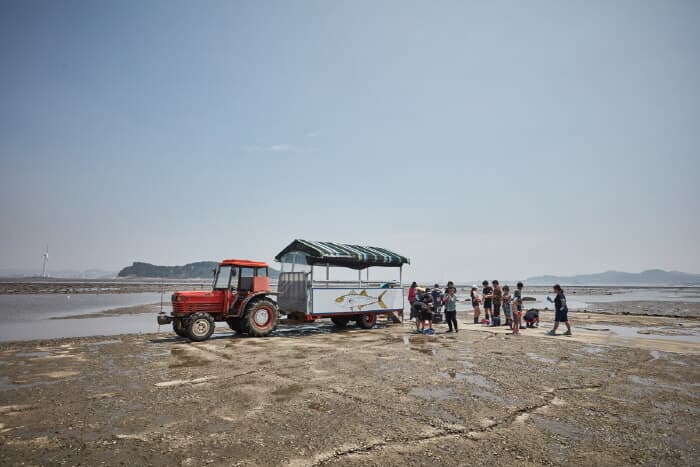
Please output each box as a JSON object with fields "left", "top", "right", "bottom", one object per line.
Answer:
{"left": 172, "top": 290, "right": 223, "bottom": 302}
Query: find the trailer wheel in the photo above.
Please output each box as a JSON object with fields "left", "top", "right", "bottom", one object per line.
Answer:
{"left": 357, "top": 313, "right": 377, "bottom": 329}
{"left": 244, "top": 299, "right": 279, "bottom": 337}
{"left": 331, "top": 317, "right": 350, "bottom": 328}
{"left": 186, "top": 312, "right": 215, "bottom": 342}
{"left": 173, "top": 319, "right": 187, "bottom": 337}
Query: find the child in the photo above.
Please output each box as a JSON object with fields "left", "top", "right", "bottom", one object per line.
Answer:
{"left": 512, "top": 282, "right": 524, "bottom": 335}
{"left": 502, "top": 285, "right": 513, "bottom": 328}
{"left": 470, "top": 286, "right": 481, "bottom": 324}
{"left": 443, "top": 287, "right": 458, "bottom": 332}
{"left": 421, "top": 293, "right": 435, "bottom": 335}
{"left": 411, "top": 300, "right": 425, "bottom": 333}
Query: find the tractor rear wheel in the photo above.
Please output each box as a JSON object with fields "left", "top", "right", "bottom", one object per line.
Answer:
{"left": 173, "top": 319, "right": 187, "bottom": 337}
{"left": 243, "top": 299, "right": 279, "bottom": 337}
{"left": 357, "top": 313, "right": 377, "bottom": 329}
{"left": 186, "top": 312, "right": 215, "bottom": 342}
{"left": 331, "top": 317, "right": 350, "bottom": 328}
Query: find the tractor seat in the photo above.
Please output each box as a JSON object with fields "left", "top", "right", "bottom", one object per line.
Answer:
{"left": 238, "top": 277, "right": 254, "bottom": 292}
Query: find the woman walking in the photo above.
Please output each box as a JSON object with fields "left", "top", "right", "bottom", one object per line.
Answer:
{"left": 547, "top": 284, "right": 572, "bottom": 336}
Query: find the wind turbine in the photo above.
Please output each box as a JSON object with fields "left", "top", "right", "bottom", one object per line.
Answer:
{"left": 41, "top": 245, "right": 49, "bottom": 278}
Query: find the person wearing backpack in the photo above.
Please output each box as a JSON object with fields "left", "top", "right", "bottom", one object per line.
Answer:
{"left": 431, "top": 284, "right": 443, "bottom": 323}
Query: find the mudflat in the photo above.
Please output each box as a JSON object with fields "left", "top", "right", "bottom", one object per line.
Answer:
{"left": 1, "top": 313, "right": 698, "bottom": 466}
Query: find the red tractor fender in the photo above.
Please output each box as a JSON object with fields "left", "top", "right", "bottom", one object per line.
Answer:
{"left": 234, "top": 292, "right": 277, "bottom": 317}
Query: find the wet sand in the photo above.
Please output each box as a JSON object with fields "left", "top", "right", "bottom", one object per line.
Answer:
{"left": 1, "top": 312, "right": 698, "bottom": 466}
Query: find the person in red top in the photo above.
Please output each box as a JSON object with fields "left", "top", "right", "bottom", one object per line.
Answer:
{"left": 407, "top": 282, "right": 418, "bottom": 323}
{"left": 408, "top": 282, "right": 418, "bottom": 305}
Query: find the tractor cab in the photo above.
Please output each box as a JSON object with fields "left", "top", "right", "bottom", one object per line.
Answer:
{"left": 214, "top": 259, "right": 270, "bottom": 294}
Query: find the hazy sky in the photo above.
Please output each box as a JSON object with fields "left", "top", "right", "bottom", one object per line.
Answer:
{"left": 1, "top": 0, "right": 699, "bottom": 282}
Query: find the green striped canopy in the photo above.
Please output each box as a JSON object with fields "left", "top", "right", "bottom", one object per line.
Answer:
{"left": 275, "top": 239, "right": 410, "bottom": 269}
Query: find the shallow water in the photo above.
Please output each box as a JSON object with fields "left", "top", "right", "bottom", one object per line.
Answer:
{"left": 0, "top": 293, "right": 165, "bottom": 342}
{"left": 454, "top": 287, "right": 700, "bottom": 311}
{"left": 581, "top": 324, "right": 700, "bottom": 344}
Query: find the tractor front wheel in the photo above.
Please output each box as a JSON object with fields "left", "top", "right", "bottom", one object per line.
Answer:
{"left": 244, "top": 300, "right": 279, "bottom": 337}
{"left": 357, "top": 313, "right": 377, "bottom": 329}
{"left": 173, "top": 319, "right": 187, "bottom": 337}
{"left": 186, "top": 312, "right": 215, "bottom": 342}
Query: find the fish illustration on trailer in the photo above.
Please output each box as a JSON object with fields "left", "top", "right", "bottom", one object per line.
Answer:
{"left": 335, "top": 290, "right": 388, "bottom": 311}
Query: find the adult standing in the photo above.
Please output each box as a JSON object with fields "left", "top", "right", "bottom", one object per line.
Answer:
{"left": 547, "top": 284, "right": 572, "bottom": 336}
{"left": 502, "top": 285, "right": 513, "bottom": 328}
{"left": 408, "top": 282, "right": 418, "bottom": 306}
{"left": 491, "top": 280, "right": 503, "bottom": 326}
{"left": 443, "top": 286, "right": 458, "bottom": 332}
{"left": 482, "top": 280, "right": 493, "bottom": 324}
{"left": 407, "top": 282, "right": 418, "bottom": 324}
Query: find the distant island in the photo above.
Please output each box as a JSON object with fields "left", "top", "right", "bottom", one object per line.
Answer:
{"left": 118, "top": 261, "right": 280, "bottom": 279}
{"left": 527, "top": 269, "right": 700, "bottom": 286}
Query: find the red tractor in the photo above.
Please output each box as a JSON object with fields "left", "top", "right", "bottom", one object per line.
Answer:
{"left": 157, "top": 259, "right": 278, "bottom": 341}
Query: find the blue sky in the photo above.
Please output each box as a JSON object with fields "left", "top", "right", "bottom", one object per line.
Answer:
{"left": 1, "top": 0, "right": 699, "bottom": 281}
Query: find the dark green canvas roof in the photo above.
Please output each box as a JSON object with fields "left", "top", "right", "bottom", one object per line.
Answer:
{"left": 275, "top": 239, "right": 410, "bottom": 269}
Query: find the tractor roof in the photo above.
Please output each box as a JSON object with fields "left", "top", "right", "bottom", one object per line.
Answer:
{"left": 220, "top": 259, "right": 269, "bottom": 268}
{"left": 274, "top": 239, "right": 410, "bottom": 270}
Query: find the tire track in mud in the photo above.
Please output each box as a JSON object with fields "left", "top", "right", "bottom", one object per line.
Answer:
{"left": 304, "top": 382, "right": 606, "bottom": 466}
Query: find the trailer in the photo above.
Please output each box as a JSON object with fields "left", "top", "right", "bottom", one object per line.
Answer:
{"left": 156, "top": 239, "right": 409, "bottom": 341}
{"left": 275, "top": 239, "right": 409, "bottom": 329}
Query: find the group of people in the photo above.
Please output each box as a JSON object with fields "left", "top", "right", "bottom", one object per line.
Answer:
{"left": 407, "top": 280, "right": 571, "bottom": 336}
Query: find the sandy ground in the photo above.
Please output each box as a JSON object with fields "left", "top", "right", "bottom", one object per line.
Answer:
{"left": 1, "top": 312, "right": 698, "bottom": 466}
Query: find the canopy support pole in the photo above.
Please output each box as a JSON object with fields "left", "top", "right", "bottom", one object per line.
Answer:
{"left": 399, "top": 266, "right": 404, "bottom": 322}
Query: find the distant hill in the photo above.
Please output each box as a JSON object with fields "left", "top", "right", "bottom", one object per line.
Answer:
{"left": 527, "top": 269, "right": 700, "bottom": 286}
{"left": 118, "top": 261, "right": 280, "bottom": 279}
